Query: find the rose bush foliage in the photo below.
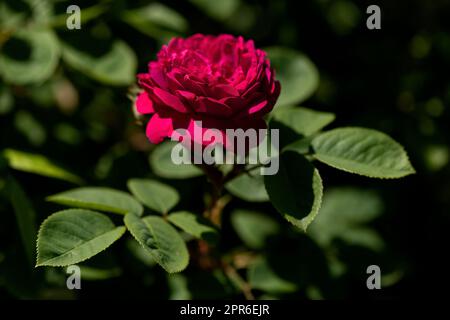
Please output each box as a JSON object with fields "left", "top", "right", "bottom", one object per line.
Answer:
{"left": 136, "top": 34, "right": 280, "bottom": 146}
{"left": 0, "top": 0, "right": 427, "bottom": 300}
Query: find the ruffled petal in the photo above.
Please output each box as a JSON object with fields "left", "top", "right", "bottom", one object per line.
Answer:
{"left": 153, "top": 88, "right": 189, "bottom": 113}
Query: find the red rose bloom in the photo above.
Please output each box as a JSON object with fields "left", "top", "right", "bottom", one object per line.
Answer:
{"left": 136, "top": 34, "right": 280, "bottom": 147}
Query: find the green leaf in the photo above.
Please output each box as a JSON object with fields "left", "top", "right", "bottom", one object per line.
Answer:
{"left": 0, "top": 247, "right": 40, "bottom": 299}
{"left": 62, "top": 40, "right": 137, "bottom": 86}
{"left": 0, "top": 85, "right": 14, "bottom": 115}
{"left": 0, "top": 1, "right": 27, "bottom": 29}
{"left": 225, "top": 168, "right": 269, "bottom": 202}
{"left": 47, "top": 187, "right": 144, "bottom": 216}
{"left": 36, "top": 209, "right": 126, "bottom": 267}
{"left": 0, "top": 29, "right": 60, "bottom": 84}
{"left": 168, "top": 274, "right": 192, "bottom": 300}
{"left": 309, "top": 187, "right": 385, "bottom": 251}
{"left": 248, "top": 258, "right": 297, "bottom": 293}
{"left": 2, "top": 149, "right": 83, "bottom": 184}
{"left": 311, "top": 127, "right": 416, "bottom": 178}
{"left": 265, "top": 47, "right": 319, "bottom": 107}
{"left": 150, "top": 141, "right": 203, "bottom": 179}
{"left": 6, "top": 176, "right": 37, "bottom": 266}
{"left": 124, "top": 214, "right": 189, "bottom": 273}
{"left": 189, "top": 0, "right": 240, "bottom": 21}
{"left": 231, "top": 210, "right": 280, "bottom": 249}
{"left": 121, "top": 3, "right": 188, "bottom": 39}
{"left": 272, "top": 107, "right": 335, "bottom": 137}
{"left": 167, "top": 211, "right": 219, "bottom": 244}
{"left": 282, "top": 137, "right": 313, "bottom": 154}
{"left": 264, "top": 152, "right": 323, "bottom": 231}
{"left": 77, "top": 252, "right": 122, "bottom": 281}
{"left": 127, "top": 178, "right": 179, "bottom": 214}
{"left": 126, "top": 239, "right": 156, "bottom": 267}
{"left": 78, "top": 265, "right": 121, "bottom": 281}
{"left": 47, "top": 3, "right": 107, "bottom": 29}
{"left": 14, "top": 110, "right": 46, "bottom": 146}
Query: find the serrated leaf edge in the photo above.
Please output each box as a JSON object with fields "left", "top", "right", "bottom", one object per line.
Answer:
{"left": 311, "top": 127, "right": 416, "bottom": 180}
{"left": 46, "top": 188, "right": 143, "bottom": 216}
{"left": 124, "top": 214, "right": 189, "bottom": 273}
{"left": 35, "top": 209, "right": 126, "bottom": 267}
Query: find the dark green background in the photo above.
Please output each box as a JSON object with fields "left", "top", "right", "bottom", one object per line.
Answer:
{"left": 0, "top": 0, "right": 449, "bottom": 299}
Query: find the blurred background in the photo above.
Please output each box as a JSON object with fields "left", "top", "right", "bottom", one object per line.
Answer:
{"left": 0, "top": 0, "right": 449, "bottom": 299}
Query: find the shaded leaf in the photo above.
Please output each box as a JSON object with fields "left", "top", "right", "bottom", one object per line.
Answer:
{"left": 248, "top": 258, "right": 297, "bottom": 293}
{"left": 249, "top": 234, "right": 329, "bottom": 294}
{"left": 126, "top": 238, "right": 156, "bottom": 267}
{"left": 309, "top": 187, "right": 385, "bottom": 251}
{"left": 0, "top": 85, "right": 14, "bottom": 114}
{"left": 122, "top": 3, "right": 188, "bottom": 39}
{"left": 272, "top": 107, "right": 335, "bottom": 137}
{"left": 283, "top": 137, "right": 313, "bottom": 154}
{"left": 168, "top": 211, "right": 219, "bottom": 244}
{"left": 231, "top": 210, "right": 280, "bottom": 249}
{"left": 0, "top": 29, "right": 60, "bottom": 84}
{"left": 14, "top": 110, "right": 46, "bottom": 146}
{"left": 150, "top": 141, "right": 203, "bottom": 179}
{"left": 168, "top": 274, "right": 192, "bottom": 300}
{"left": 225, "top": 168, "right": 269, "bottom": 202}
{"left": 78, "top": 265, "right": 121, "bottom": 281}
{"left": 62, "top": 40, "right": 137, "bottom": 86}
{"left": 264, "top": 152, "right": 323, "bottom": 231}
{"left": 266, "top": 47, "right": 319, "bottom": 107}
{"left": 189, "top": 0, "right": 240, "bottom": 21}
{"left": 6, "top": 175, "right": 36, "bottom": 266}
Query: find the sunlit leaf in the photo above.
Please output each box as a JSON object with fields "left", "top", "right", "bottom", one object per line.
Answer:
{"left": 311, "top": 127, "right": 416, "bottom": 178}
{"left": 36, "top": 209, "right": 126, "bottom": 267}
{"left": 124, "top": 214, "right": 189, "bottom": 273}
{"left": 127, "top": 178, "right": 179, "bottom": 214}
{"left": 47, "top": 187, "right": 143, "bottom": 216}
{"left": 3, "top": 149, "right": 83, "bottom": 184}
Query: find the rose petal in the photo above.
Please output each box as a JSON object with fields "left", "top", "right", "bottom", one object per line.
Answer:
{"left": 248, "top": 100, "right": 269, "bottom": 115}
{"left": 153, "top": 88, "right": 189, "bottom": 113}
{"left": 135, "top": 92, "right": 154, "bottom": 114}
{"left": 146, "top": 114, "right": 174, "bottom": 144}
{"left": 194, "top": 97, "right": 233, "bottom": 117}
